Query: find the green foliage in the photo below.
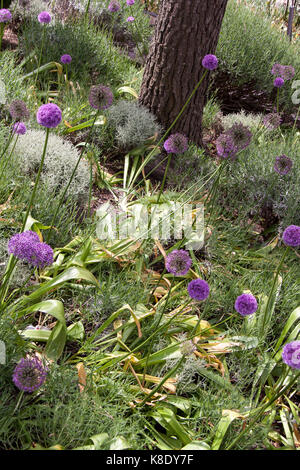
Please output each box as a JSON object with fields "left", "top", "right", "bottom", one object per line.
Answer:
{"left": 13, "top": 129, "right": 90, "bottom": 202}
{"left": 221, "top": 110, "right": 263, "bottom": 132}
{"left": 106, "top": 99, "right": 162, "bottom": 149}
{"left": 217, "top": 0, "right": 300, "bottom": 107}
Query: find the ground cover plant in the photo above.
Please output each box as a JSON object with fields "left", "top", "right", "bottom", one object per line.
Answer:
{"left": 0, "top": 0, "right": 299, "bottom": 453}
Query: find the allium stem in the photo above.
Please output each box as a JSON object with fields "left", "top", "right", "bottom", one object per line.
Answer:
{"left": 22, "top": 128, "right": 50, "bottom": 231}
{"left": 128, "top": 70, "right": 208, "bottom": 190}
{"left": 84, "top": 0, "right": 92, "bottom": 21}
{"left": 34, "top": 25, "right": 46, "bottom": 87}
{"left": 260, "top": 246, "right": 289, "bottom": 336}
{"left": 47, "top": 111, "right": 99, "bottom": 239}
{"left": 226, "top": 370, "right": 300, "bottom": 450}
{"left": 156, "top": 153, "right": 172, "bottom": 203}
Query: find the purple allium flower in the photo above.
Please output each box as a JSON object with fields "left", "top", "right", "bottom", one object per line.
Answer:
{"left": 88, "top": 85, "right": 113, "bottom": 110}
{"left": 165, "top": 249, "right": 192, "bottom": 276}
{"left": 108, "top": 1, "right": 120, "bottom": 12}
{"left": 202, "top": 54, "right": 218, "bottom": 71}
{"left": 263, "top": 113, "right": 282, "bottom": 131}
{"left": 9, "top": 100, "right": 30, "bottom": 121}
{"left": 216, "top": 133, "right": 238, "bottom": 159}
{"left": 234, "top": 293, "right": 258, "bottom": 316}
{"left": 36, "top": 103, "right": 62, "bottom": 128}
{"left": 12, "top": 356, "right": 48, "bottom": 393}
{"left": 13, "top": 122, "right": 27, "bottom": 135}
{"left": 8, "top": 231, "right": 54, "bottom": 268}
{"left": 282, "top": 341, "right": 300, "bottom": 370}
{"left": 274, "top": 154, "right": 293, "bottom": 176}
{"left": 274, "top": 77, "right": 284, "bottom": 88}
{"left": 282, "top": 65, "right": 295, "bottom": 81}
{"left": 126, "top": 16, "right": 135, "bottom": 22}
{"left": 271, "top": 63, "right": 285, "bottom": 78}
{"left": 60, "top": 54, "right": 72, "bottom": 64}
{"left": 227, "top": 123, "right": 252, "bottom": 151}
{"left": 38, "top": 11, "right": 51, "bottom": 23}
{"left": 126, "top": 0, "right": 135, "bottom": 4}
{"left": 187, "top": 279, "right": 210, "bottom": 301}
{"left": 282, "top": 225, "right": 300, "bottom": 247}
{"left": 163, "top": 133, "right": 188, "bottom": 154}
{"left": 0, "top": 8, "right": 12, "bottom": 22}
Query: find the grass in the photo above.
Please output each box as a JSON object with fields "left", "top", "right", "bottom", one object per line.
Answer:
{"left": 0, "top": 0, "right": 299, "bottom": 452}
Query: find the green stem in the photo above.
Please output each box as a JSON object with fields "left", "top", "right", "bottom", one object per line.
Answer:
{"left": 226, "top": 370, "right": 300, "bottom": 450}
{"left": 34, "top": 25, "right": 46, "bottom": 87}
{"left": 128, "top": 70, "right": 208, "bottom": 190}
{"left": 260, "top": 246, "right": 288, "bottom": 336}
{"left": 47, "top": 111, "right": 99, "bottom": 239}
{"left": 156, "top": 153, "right": 172, "bottom": 204}
{"left": 0, "top": 23, "right": 4, "bottom": 52}
{"left": 0, "top": 134, "right": 18, "bottom": 180}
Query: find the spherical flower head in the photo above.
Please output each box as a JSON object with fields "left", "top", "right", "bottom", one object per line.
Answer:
{"left": 282, "top": 341, "right": 300, "bottom": 370}
{"left": 126, "top": 0, "right": 135, "bottom": 4}
{"left": 13, "top": 122, "right": 27, "bottom": 135}
{"left": 9, "top": 100, "right": 30, "bottom": 121}
{"left": 38, "top": 11, "right": 51, "bottom": 23}
{"left": 60, "top": 54, "right": 72, "bottom": 64}
{"left": 36, "top": 103, "right": 62, "bottom": 128}
{"left": 8, "top": 231, "right": 40, "bottom": 260}
{"left": 108, "top": 1, "right": 120, "bottom": 12}
{"left": 234, "top": 293, "right": 258, "bottom": 316}
{"left": 227, "top": 123, "right": 252, "bottom": 151}
{"left": 12, "top": 356, "right": 48, "bottom": 392}
{"left": 274, "top": 155, "right": 293, "bottom": 176}
{"left": 263, "top": 113, "right": 281, "bottom": 131}
{"left": 31, "top": 242, "right": 54, "bottom": 268}
{"left": 216, "top": 133, "right": 238, "bottom": 158}
{"left": 202, "top": 54, "right": 218, "bottom": 71}
{"left": 187, "top": 279, "right": 210, "bottom": 301}
{"left": 0, "top": 8, "right": 12, "bottom": 22}
{"left": 88, "top": 85, "right": 113, "bottom": 110}
{"left": 274, "top": 77, "right": 284, "bottom": 88}
{"left": 282, "top": 225, "right": 300, "bottom": 247}
{"left": 165, "top": 249, "right": 192, "bottom": 276}
{"left": 8, "top": 231, "right": 54, "bottom": 268}
{"left": 271, "top": 63, "right": 285, "bottom": 77}
{"left": 282, "top": 65, "right": 295, "bottom": 81}
{"left": 126, "top": 16, "right": 135, "bottom": 22}
{"left": 163, "top": 133, "right": 188, "bottom": 154}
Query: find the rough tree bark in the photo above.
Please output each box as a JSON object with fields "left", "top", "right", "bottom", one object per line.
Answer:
{"left": 139, "top": 0, "right": 228, "bottom": 146}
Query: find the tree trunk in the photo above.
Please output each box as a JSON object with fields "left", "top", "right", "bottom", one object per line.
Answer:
{"left": 139, "top": 0, "right": 228, "bottom": 146}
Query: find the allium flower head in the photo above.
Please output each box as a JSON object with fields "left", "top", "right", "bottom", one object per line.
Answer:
{"left": 234, "top": 293, "right": 258, "bottom": 316}
{"left": 38, "top": 11, "right": 51, "bottom": 23}
{"left": 271, "top": 63, "right": 285, "bottom": 77}
{"left": 88, "top": 85, "right": 113, "bottom": 110}
{"left": 216, "top": 133, "right": 238, "bottom": 158}
{"left": 282, "top": 225, "right": 300, "bottom": 247}
{"left": 0, "top": 8, "right": 12, "bottom": 22}
{"left": 13, "top": 122, "right": 27, "bottom": 135}
{"left": 108, "top": 1, "right": 120, "bottom": 12}
{"left": 8, "top": 231, "right": 54, "bottom": 268}
{"left": 263, "top": 113, "right": 281, "bottom": 131}
{"left": 60, "top": 54, "right": 72, "bottom": 64}
{"left": 9, "top": 100, "right": 30, "bottom": 121}
{"left": 163, "top": 133, "right": 188, "bottom": 154}
{"left": 126, "top": 0, "right": 135, "bottom": 4}
{"left": 165, "top": 249, "right": 192, "bottom": 276}
{"left": 126, "top": 16, "right": 135, "bottom": 22}
{"left": 13, "top": 356, "right": 48, "bottom": 392}
{"left": 274, "top": 77, "right": 284, "bottom": 88}
{"left": 202, "top": 54, "right": 218, "bottom": 70}
{"left": 282, "top": 341, "right": 300, "bottom": 370}
{"left": 36, "top": 103, "right": 62, "bottom": 128}
{"left": 282, "top": 65, "right": 295, "bottom": 81}
{"left": 187, "top": 279, "right": 210, "bottom": 301}
{"left": 227, "top": 123, "right": 252, "bottom": 151}
{"left": 274, "top": 154, "right": 293, "bottom": 176}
